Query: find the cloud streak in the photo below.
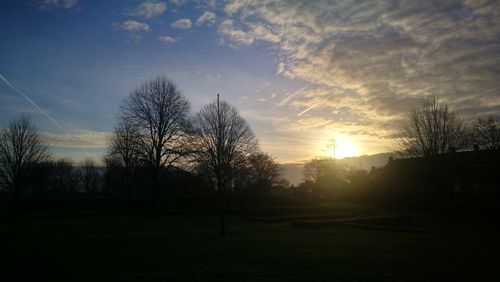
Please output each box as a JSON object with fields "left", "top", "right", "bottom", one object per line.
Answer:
{"left": 43, "top": 130, "right": 112, "bottom": 148}
{"left": 37, "top": 0, "right": 78, "bottom": 11}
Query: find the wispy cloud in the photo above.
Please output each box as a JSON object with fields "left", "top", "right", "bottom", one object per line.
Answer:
{"left": 171, "top": 18, "right": 192, "bottom": 29}
{"left": 170, "top": 0, "right": 186, "bottom": 6}
{"left": 43, "top": 130, "right": 112, "bottom": 148}
{"left": 196, "top": 11, "right": 216, "bottom": 26}
{"left": 120, "top": 20, "right": 150, "bottom": 32}
{"left": 158, "top": 35, "right": 177, "bottom": 45}
{"left": 218, "top": 19, "right": 254, "bottom": 45}
{"left": 36, "top": 0, "right": 78, "bottom": 11}
{"left": 128, "top": 1, "right": 167, "bottom": 19}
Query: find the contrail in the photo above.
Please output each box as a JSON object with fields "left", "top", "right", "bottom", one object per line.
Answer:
{"left": 297, "top": 103, "right": 318, "bottom": 116}
{"left": 267, "top": 84, "right": 311, "bottom": 113}
{"left": 0, "top": 74, "right": 68, "bottom": 133}
{"left": 278, "top": 84, "right": 310, "bottom": 106}
{"left": 0, "top": 74, "right": 94, "bottom": 160}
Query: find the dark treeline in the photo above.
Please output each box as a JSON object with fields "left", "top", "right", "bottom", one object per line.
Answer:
{"left": 1, "top": 81, "right": 499, "bottom": 215}
{"left": 0, "top": 76, "right": 288, "bottom": 206}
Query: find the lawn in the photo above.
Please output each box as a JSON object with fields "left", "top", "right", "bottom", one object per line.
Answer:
{"left": 1, "top": 205, "right": 499, "bottom": 281}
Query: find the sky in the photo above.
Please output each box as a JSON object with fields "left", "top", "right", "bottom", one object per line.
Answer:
{"left": 1, "top": 0, "right": 499, "bottom": 165}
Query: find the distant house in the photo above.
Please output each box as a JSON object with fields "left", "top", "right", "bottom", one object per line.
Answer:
{"left": 369, "top": 149, "right": 500, "bottom": 210}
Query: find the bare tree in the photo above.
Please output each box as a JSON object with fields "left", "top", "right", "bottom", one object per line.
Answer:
{"left": 80, "top": 159, "right": 100, "bottom": 194}
{"left": 109, "top": 119, "right": 142, "bottom": 169}
{"left": 192, "top": 95, "right": 257, "bottom": 236}
{"left": 398, "top": 97, "right": 468, "bottom": 157}
{"left": 246, "top": 151, "right": 281, "bottom": 190}
{"left": 48, "top": 159, "right": 79, "bottom": 196}
{"left": 0, "top": 116, "right": 49, "bottom": 198}
{"left": 120, "top": 76, "right": 191, "bottom": 215}
{"left": 107, "top": 119, "right": 142, "bottom": 197}
{"left": 472, "top": 116, "right": 500, "bottom": 150}
{"left": 303, "top": 157, "right": 339, "bottom": 188}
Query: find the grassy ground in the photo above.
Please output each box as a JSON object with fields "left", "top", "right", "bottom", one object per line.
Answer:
{"left": 1, "top": 206, "right": 499, "bottom": 281}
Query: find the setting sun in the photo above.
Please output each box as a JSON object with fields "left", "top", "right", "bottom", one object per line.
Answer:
{"left": 323, "top": 138, "right": 359, "bottom": 159}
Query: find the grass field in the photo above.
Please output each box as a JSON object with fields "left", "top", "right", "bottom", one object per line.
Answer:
{"left": 1, "top": 205, "right": 499, "bottom": 281}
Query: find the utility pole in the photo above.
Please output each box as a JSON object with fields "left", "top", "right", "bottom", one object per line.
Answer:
{"left": 216, "top": 93, "right": 225, "bottom": 237}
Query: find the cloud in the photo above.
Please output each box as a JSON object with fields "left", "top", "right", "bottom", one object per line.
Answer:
{"left": 158, "top": 35, "right": 177, "bottom": 45}
{"left": 128, "top": 1, "right": 167, "bottom": 19}
{"left": 218, "top": 19, "right": 254, "bottom": 45}
{"left": 219, "top": 0, "right": 500, "bottom": 155}
{"left": 196, "top": 11, "right": 216, "bottom": 26}
{"left": 171, "top": 18, "right": 192, "bottom": 29}
{"left": 290, "top": 116, "right": 333, "bottom": 130}
{"left": 120, "top": 20, "right": 150, "bottom": 32}
{"left": 37, "top": 0, "right": 78, "bottom": 10}
{"left": 170, "top": 0, "right": 186, "bottom": 5}
{"left": 43, "top": 130, "right": 112, "bottom": 148}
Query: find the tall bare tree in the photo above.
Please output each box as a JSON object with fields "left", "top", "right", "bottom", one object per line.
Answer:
{"left": 0, "top": 116, "right": 49, "bottom": 198}
{"left": 192, "top": 95, "right": 257, "bottom": 236}
{"left": 398, "top": 97, "right": 468, "bottom": 157}
{"left": 120, "top": 76, "right": 191, "bottom": 215}
{"left": 472, "top": 116, "right": 500, "bottom": 150}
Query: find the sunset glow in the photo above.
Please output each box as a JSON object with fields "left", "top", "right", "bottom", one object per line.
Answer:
{"left": 0, "top": 1, "right": 499, "bottom": 164}
{"left": 323, "top": 138, "right": 359, "bottom": 159}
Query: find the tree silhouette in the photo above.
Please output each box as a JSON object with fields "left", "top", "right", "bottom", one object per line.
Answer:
{"left": 120, "top": 76, "right": 191, "bottom": 216}
{"left": 246, "top": 151, "right": 280, "bottom": 190}
{"left": 48, "top": 159, "right": 79, "bottom": 196}
{"left": 472, "top": 116, "right": 500, "bottom": 150}
{"left": 80, "top": 159, "right": 100, "bottom": 194}
{"left": 192, "top": 95, "right": 257, "bottom": 236}
{"left": 303, "top": 157, "right": 340, "bottom": 188}
{"left": 398, "top": 97, "right": 468, "bottom": 157}
{"left": 0, "top": 116, "right": 49, "bottom": 198}
{"left": 107, "top": 119, "right": 142, "bottom": 197}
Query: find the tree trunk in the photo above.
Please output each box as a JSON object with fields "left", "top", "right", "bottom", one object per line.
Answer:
{"left": 218, "top": 177, "right": 226, "bottom": 237}
{"left": 151, "top": 167, "right": 160, "bottom": 218}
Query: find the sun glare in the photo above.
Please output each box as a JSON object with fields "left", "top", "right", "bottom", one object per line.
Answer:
{"left": 324, "top": 138, "right": 358, "bottom": 159}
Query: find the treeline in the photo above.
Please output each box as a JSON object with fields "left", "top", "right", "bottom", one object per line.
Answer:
{"left": 398, "top": 96, "right": 499, "bottom": 157}
{"left": 0, "top": 76, "right": 288, "bottom": 202}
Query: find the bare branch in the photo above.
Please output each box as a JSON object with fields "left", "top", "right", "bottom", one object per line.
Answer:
{"left": 0, "top": 116, "right": 50, "bottom": 196}
{"left": 398, "top": 97, "right": 468, "bottom": 157}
